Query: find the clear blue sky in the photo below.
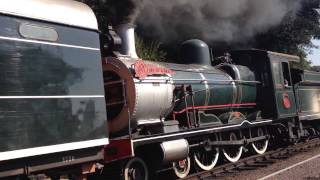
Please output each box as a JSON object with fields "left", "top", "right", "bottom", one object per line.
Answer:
{"left": 308, "top": 39, "right": 320, "bottom": 66}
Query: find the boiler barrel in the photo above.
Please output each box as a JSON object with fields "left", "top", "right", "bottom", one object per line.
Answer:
{"left": 169, "top": 64, "right": 257, "bottom": 113}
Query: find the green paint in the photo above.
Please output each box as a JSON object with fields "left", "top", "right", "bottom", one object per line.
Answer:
{"left": 296, "top": 86, "right": 320, "bottom": 113}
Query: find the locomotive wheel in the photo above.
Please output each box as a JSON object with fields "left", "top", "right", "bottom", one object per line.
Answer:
{"left": 172, "top": 157, "right": 191, "bottom": 179}
{"left": 222, "top": 132, "right": 243, "bottom": 163}
{"left": 124, "top": 157, "right": 148, "bottom": 180}
{"left": 194, "top": 147, "right": 219, "bottom": 171}
{"left": 194, "top": 135, "right": 220, "bottom": 171}
{"left": 252, "top": 128, "right": 269, "bottom": 155}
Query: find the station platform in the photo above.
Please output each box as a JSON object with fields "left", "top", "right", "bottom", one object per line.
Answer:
{"left": 259, "top": 153, "right": 320, "bottom": 180}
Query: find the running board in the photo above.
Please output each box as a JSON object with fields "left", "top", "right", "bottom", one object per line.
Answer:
{"left": 132, "top": 119, "right": 272, "bottom": 146}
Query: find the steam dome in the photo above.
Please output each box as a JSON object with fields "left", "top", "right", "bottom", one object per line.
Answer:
{"left": 180, "top": 39, "right": 212, "bottom": 66}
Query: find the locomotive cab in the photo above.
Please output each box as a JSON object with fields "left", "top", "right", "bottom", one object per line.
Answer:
{"left": 230, "top": 50, "right": 299, "bottom": 119}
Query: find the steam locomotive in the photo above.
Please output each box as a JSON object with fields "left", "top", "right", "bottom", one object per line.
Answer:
{"left": 1, "top": 0, "right": 320, "bottom": 180}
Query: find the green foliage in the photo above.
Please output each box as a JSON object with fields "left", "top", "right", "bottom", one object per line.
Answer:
{"left": 135, "top": 35, "right": 167, "bottom": 61}
{"left": 255, "top": 0, "right": 320, "bottom": 70}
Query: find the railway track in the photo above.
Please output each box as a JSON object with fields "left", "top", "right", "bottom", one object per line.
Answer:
{"left": 181, "top": 138, "right": 320, "bottom": 180}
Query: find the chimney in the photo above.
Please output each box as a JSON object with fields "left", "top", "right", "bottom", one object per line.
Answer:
{"left": 115, "top": 24, "right": 139, "bottom": 59}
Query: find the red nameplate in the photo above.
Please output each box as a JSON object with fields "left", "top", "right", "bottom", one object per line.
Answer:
{"left": 133, "top": 60, "right": 174, "bottom": 79}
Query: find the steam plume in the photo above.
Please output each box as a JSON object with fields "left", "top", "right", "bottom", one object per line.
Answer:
{"left": 131, "top": 0, "right": 301, "bottom": 43}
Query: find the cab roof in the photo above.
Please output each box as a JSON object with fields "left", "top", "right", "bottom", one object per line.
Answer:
{"left": 0, "top": 0, "right": 98, "bottom": 30}
{"left": 267, "top": 51, "right": 300, "bottom": 63}
{"left": 231, "top": 49, "right": 300, "bottom": 63}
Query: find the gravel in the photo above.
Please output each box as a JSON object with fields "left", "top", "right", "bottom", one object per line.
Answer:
{"left": 204, "top": 144, "right": 320, "bottom": 180}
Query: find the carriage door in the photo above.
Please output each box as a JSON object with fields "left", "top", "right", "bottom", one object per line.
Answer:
{"left": 272, "top": 61, "right": 297, "bottom": 118}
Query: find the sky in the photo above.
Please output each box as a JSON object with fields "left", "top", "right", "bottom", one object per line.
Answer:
{"left": 308, "top": 39, "right": 320, "bottom": 66}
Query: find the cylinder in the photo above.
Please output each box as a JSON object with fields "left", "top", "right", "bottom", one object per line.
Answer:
{"left": 160, "top": 139, "right": 189, "bottom": 164}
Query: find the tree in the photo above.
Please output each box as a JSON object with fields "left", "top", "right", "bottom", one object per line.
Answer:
{"left": 255, "top": 0, "right": 320, "bottom": 69}
{"left": 135, "top": 35, "right": 167, "bottom": 61}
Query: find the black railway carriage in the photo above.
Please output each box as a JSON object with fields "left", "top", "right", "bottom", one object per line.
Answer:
{"left": 0, "top": 0, "right": 108, "bottom": 178}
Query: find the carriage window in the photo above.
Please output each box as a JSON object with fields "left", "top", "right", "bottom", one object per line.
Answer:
{"left": 19, "top": 23, "right": 58, "bottom": 42}
{"left": 272, "top": 62, "right": 283, "bottom": 89}
{"left": 282, "top": 62, "right": 292, "bottom": 87}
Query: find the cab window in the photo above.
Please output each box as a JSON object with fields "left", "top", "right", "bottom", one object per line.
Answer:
{"left": 272, "top": 62, "right": 283, "bottom": 89}
{"left": 282, "top": 62, "right": 292, "bottom": 87}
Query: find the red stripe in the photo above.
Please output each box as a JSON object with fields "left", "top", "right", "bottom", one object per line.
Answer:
{"left": 173, "top": 103, "right": 256, "bottom": 114}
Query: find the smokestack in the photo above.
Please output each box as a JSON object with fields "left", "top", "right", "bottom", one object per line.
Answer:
{"left": 115, "top": 24, "right": 139, "bottom": 59}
